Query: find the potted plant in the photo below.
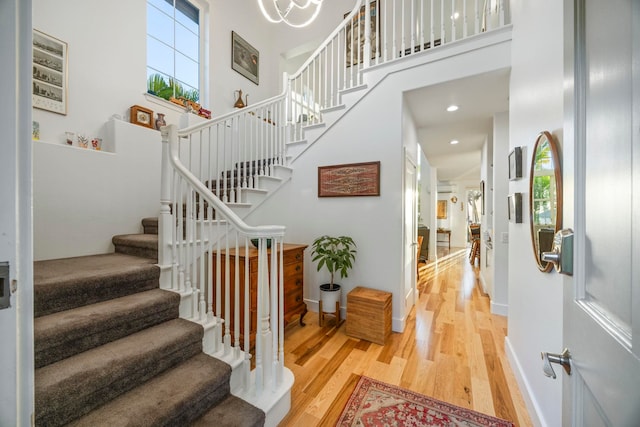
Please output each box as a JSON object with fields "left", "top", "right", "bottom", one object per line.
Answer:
{"left": 311, "top": 235, "right": 357, "bottom": 314}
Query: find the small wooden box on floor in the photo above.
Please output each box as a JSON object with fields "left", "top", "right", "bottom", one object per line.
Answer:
{"left": 346, "top": 287, "right": 392, "bottom": 345}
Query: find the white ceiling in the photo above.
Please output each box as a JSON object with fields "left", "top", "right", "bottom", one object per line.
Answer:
{"left": 404, "top": 69, "right": 510, "bottom": 184}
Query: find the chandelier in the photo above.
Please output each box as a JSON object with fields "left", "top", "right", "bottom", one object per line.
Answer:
{"left": 258, "top": 0, "right": 323, "bottom": 28}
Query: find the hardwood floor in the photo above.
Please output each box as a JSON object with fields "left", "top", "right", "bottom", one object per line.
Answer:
{"left": 278, "top": 246, "right": 532, "bottom": 426}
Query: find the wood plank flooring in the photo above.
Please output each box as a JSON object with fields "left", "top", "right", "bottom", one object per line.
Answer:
{"left": 278, "top": 247, "right": 532, "bottom": 426}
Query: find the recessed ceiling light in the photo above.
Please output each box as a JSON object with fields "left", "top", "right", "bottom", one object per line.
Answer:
{"left": 451, "top": 12, "right": 460, "bottom": 20}
{"left": 446, "top": 105, "right": 459, "bottom": 112}
{"left": 450, "top": 140, "right": 459, "bottom": 145}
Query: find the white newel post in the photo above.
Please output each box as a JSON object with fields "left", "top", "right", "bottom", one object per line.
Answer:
{"left": 159, "top": 125, "right": 174, "bottom": 290}
{"left": 257, "top": 239, "right": 273, "bottom": 394}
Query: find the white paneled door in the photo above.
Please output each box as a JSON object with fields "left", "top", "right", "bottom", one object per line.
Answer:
{"left": 404, "top": 151, "right": 418, "bottom": 317}
{"left": 562, "top": 0, "right": 640, "bottom": 425}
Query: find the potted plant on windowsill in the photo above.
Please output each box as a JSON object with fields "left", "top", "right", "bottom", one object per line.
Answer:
{"left": 311, "top": 235, "right": 357, "bottom": 315}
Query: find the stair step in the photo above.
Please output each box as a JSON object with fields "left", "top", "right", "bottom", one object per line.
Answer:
{"left": 67, "top": 353, "right": 233, "bottom": 427}
{"left": 35, "top": 318, "right": 204, "bottom": 427}
{"left": 192, "top": 394, "right": 265, "bottom": 427}
{"left": 112, "top": 233, "right": 158, "bottom": 260}
{"left": 34, "top": 253, "right": 159, "bottom": 317}
{"left": 34, "top": 289, "right": 180, "bottom": 369}
{"left": 141, "top": 217, "right": 158, "bottom": 234}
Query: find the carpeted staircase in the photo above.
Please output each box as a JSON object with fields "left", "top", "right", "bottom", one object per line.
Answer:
{"left": 33, "top": 218, "right": 265, "bottom": 426}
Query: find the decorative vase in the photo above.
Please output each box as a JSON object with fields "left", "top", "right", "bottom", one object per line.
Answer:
{"left": 234, "top": 90, "right": 246, "bottom": 109}
{"left": 155, "top": 113, "right": 166, "bottom": 130}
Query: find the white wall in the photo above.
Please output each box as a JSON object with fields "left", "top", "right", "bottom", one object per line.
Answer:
{"left": 247, "top": 35, "right": 512, "bottom": 332}
{"left": 506, "top": 0, "right": 565, "bottom": 426}
{"left": 32, "top": 0, "right": 283, "bottom": 148}
{"left": 490, "top": 111, "right": 509, "bottom": 315}
{"left": 248, "top": 78, "right": 406, "bottom": 330}
{"left": 33, "top": 120, "right": 164, "bottom": 260}
{"left": 30, "top": 0, "right": 291, "bottom": 260}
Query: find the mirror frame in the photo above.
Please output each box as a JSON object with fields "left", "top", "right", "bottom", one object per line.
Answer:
{"left": 529, "top": 131, "right": 563, "bottom": 272}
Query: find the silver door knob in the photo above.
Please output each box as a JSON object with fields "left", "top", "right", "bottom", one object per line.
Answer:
{"left": 541, "top": 229, "right": 574, "bottom": 275}
{"left": 541, "top": 348, "right": 572, "bottom": 379}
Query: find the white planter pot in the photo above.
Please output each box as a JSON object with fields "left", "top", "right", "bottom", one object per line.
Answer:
{"left": 319, "top": 283, "right": 341, "bottom": 313}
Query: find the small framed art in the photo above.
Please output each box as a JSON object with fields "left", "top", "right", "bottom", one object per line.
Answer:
{"left": 130, "top": 105, "right": 154, "bottom": 129}
{"left": 318, "top": 161, "right": 380, "bottom": 197}
{"left": 508, "top": 192, "right": 523, "bottom": 223}
{"left": 232, "top": 31, "right": 259, "bottom": 85}
{"left": 33, "top": 29, "right": 68, "bottom": 115}
{"left": 509, "top": 147, "right": 523, "bottom": 180}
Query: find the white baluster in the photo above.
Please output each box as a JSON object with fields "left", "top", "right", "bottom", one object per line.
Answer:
{"left": 410, "top": 0, "right": 415, "bottom": 54}
{"left": 431, "top": 0, "right": 435, "bottom": 47}
{"left": 420, "top": 0, "right": 424, "bottom": 51}
{"left": 234, "top": 238, "right": 240, "bottom": 358}
{"left": 401, "top": 0, "right": 405, "bottom": 56}
{"left": 243, "top": 241, "right": 251, "bottom": 392}
{"left": 440, "top": 0, "right": 445, "bottom": 42}
{"left": 451, "top": 0, "right": 456, "bottom": 42}
{"left": 463, "top": 0, "right": 468, "bottom": 37}
{"left": 223, "top": 237, "right": 231, "bottom": 355}
{"left": 364, "top": 0, "right": 371, "bottom": 68}
{"left": 277, "top": 239, "right": 285, "bottom": 384}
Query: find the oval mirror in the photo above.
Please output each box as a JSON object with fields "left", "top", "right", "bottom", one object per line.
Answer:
{"left": 529, "top": 131, "right": 562, "bottom": 272}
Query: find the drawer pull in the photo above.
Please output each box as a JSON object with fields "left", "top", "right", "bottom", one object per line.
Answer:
{"left": 296, "top": 295, "right": 301, "bottom": 302}
{"left": 296, "top": 279, "right": 302, "bottom": 286}
{"left": 295, "top": 265, "right": 301, "bottom": 272}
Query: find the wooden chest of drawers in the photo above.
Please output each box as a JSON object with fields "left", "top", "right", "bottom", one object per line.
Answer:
{"left": 346, "top": 286, "right": 392, "bottom": 345}
{"left": 212, "top": 243, "right": 307, "bottom": 348}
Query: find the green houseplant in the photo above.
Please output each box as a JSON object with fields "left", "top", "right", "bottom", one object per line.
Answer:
{"left": 311, "top": 235, "right": 357, "bottom": 314}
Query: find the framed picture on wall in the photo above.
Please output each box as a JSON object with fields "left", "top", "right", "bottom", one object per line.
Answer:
{"left": 437, "top": 200, "right": 447, "bottom": 219}
{"left": 509, "top": 147, "right": 523, "bottom": 180}
{"left": 129, "top": 105, "right": 154, "bottom": 129}
{"left": 508, "top": 192, "right": 523, "bottom": 223}
{"left": 318, "top": 161, "right": 380, "bottom": 197}
{"left": 232, "top": 31, "right": 259, "bottom": 85}
{"left": 32, "top": 29, "right": 68, "bottom": 115}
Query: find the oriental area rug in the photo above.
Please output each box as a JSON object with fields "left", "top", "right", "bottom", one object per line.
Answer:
{"left": 336, "top": 376, "right": 514, "bottom": 427}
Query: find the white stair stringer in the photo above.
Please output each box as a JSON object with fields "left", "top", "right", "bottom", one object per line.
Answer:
{"left": 285, "top": 139, "right": 308, "bottom": 161}
{"left": 288, "top": 83, "right": 370, "bottom": 164}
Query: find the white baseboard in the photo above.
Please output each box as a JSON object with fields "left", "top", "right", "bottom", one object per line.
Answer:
{"left": 505, "top": 337, "right": 545, "bottom": 427}
{"left": 392, "top": 316, "right": 405, "bottom": 333}
{"left": 490, "top": 301, "right": 508, "bottom": 316}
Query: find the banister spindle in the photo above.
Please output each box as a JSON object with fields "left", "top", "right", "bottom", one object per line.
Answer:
{"left": 364, "top": 0, "right": 371, "bottom": 68}
{"left": 451, "top": 0, "right": 457, "bottom": 42}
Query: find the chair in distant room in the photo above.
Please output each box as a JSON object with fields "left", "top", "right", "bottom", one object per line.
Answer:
{"left": 469, "top": 224, "right": 481, "bottom": 266}
{"left": 416, "top": 236, "right": 424, "bottom": 277}
{"left": 417, "top": 225, "right": 430, "bottom": 262}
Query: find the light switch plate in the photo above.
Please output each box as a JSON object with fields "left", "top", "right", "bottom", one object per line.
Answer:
{"left": 501, "top": 232, "right": 509, "bottom": 243}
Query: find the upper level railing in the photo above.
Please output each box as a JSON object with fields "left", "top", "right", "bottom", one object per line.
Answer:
{"left": 157, "top": 0, "right": 509, "bottom": 402}
{"left": 287, "top": 0, "right": 508, "bottom": 140}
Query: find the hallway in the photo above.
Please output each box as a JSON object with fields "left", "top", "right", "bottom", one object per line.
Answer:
{"left": 279, "top": 248, "right": 532, "bottom": 426}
